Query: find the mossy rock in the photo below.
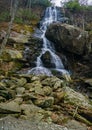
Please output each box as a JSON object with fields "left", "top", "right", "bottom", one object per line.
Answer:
{"left": 0, "top": 49, "right": 23, "bottom": 62}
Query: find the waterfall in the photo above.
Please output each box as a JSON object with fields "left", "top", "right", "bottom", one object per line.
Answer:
{"left": 28, "top": 6, "right": 69, "bottom": 76}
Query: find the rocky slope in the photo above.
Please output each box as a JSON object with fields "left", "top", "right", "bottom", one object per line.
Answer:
{"left": 0, "top": 74, "right": 92, "bottom": 129}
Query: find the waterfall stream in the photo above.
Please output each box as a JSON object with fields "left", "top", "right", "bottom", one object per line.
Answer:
{"left": 28, "top": 6, "right": 69, "bottom": 76}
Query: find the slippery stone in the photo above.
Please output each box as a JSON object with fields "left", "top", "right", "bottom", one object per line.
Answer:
{"left": 41, "top": 51, "right": 55, "bottom": 68}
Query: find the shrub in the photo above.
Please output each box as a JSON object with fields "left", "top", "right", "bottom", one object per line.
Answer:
{"left": 0, "top": 11, "right": 10, "bottom": 22}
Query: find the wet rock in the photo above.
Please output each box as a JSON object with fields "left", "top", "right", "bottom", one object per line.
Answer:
{"left": 23, "top": 37, "right": 43, "bottom": 67}
{"left": 28, "top": 67, "right": 52, "bottom": 76}
{"left": 41, "top": 51, "right": 55, "bottom": 68}
{"left": 0, "top": 101, "right": 21, "bottom": 114}
{"left": 46, "top": 23, "right": 89, "bottom": 55}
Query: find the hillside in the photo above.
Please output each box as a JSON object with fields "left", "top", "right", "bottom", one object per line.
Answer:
{"left": 0, "top": 0, "right": 92, "bottom": 130}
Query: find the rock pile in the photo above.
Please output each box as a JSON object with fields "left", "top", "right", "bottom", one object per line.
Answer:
{"left": 0, "top": 74, "right": 92, "bottom": 129}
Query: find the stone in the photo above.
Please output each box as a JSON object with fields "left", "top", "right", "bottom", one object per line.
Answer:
{"left": 43, "top": 86, "right": 52, "bottom": 96}
{"left": 41, "top": 51, "right": 55, "bottom": 68}
{"left": 9, "top": 31, "right": 30, "bottom": 43}
{"left": 0, "top": 96, "right": 6, "bottom": 102}
{"left": 34, "top": 97, "right": 54, "bottom": 108}
{"left": 14, "top": 97, "right": 23, "bottom": 104}
{"left": 0, "top": 116, "right": 70, "bottom": 130}
{"left": 20, "top": 104, "right": 44, "bottom": 121}
{"left": 0, "top": 90, "right": 10, "bottom": 99}
{"left": 34, "top": 86, "right": 44, "bottom": 95}
{"left": 42, "top": 76, "right": 63, "bottom": 88}
{"left": 65, "top": 120, "right": 87, "bottom": 130}
{"left": 54, "top": 80, "right": 63, "bottom": 89}
{"left": 46, "top": 23, "right": 89, "bottom": 55}
{"left": 28, "top": 80, "right": 42, "bottom": 89}
{"left": 31, "top": 76, "right": 40, "bottom": 82}
{"left": 0, "top": 82, "right": 7, "bottom": 89}
{"left": 16, "top": 78, "right": 27, "bottom": 87}
{"left": 84, "top": 78, "right": 92, "bottom": 86}
{"left": 0, "top": 101, "right": 21, "bottom": 113}
{"left": 62, "top": 86, "right": 92, "bottom": 109}
{"left": 16, "top": 87, "right": 25, "bottom": 96}
{"left": 22, "top": 93, "right": 38, "bottom": 101}
{"left": 25, "top": 83, "right": 33, "bottom": 90}
{"left": 0, "top": 49, "right": 23, "bottom": 62}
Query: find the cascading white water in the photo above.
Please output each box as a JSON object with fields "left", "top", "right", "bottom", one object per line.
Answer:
{"left": 28, "top": 6, "right": 69, "bottom": 76}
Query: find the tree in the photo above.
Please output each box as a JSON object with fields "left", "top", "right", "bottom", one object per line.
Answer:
{"left": 0, "top": 0, "right": 19, "bottom": 55}
{"left": 64, "top": 0, "right": 81, "bottom": 11}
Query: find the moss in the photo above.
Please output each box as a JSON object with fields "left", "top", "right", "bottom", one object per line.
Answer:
{"left": 0, "top": 51, "right": 12, "bottom": 62}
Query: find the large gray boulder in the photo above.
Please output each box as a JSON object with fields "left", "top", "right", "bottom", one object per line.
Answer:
{"left": 0, "top": 116, "right": 87, "bottom": 130}
{"left": 46, "top": 23, "right": 90, "bottom": 55}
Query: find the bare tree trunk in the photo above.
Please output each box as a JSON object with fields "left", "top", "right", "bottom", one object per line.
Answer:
{"left": 0, "top": 0, "right": 18, "bottom": 56}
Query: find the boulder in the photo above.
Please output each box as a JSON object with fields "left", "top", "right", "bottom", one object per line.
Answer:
{"left": 62, "top": 86, "right": 92, "bottom": 109}
{"left": 0, "top": 116, "right": 70, "bottom": 130}
{"left": 16, "top": 87, "right": 25, "bottom": 96}
{"left": 59, "top": 86, "right": 92, "bottom": 125}
{"left": 0, "top": 49, "right": 23, "bottom": 62}
{"left": 34, "top": 97, "right": 54, "bottom": 108}
{"left": 41, "top": 76, "right": 64, "bottom": 88}
{"left": 41, "top": 51, "right": 55, "bottom": 68}
{"left": 84, "top": 78, "right": 92, "bottom": 86}
{"left": 0, "top": 101, "right": 21, "bottom": 114}
{"left": 46, "top": 23, "right": 90, "bottom": 55}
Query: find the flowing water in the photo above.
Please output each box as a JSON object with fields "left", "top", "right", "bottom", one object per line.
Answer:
{"left": 28, "top": 6, "right": 69, "bottom": 76}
